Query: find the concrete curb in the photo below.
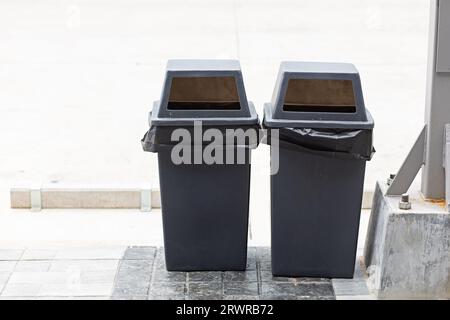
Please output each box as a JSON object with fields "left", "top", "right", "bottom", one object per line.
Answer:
{"left": 10, "top": 185, "right": 373, "bottom": 212}
{"left": 10, "top": 184, "right": 159, "bottom": 212}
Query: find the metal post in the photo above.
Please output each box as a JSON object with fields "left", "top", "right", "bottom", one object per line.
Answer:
{"left": 421, "top": 0, "right": 450, "bottom": 199}
{"left": 386, "top": 0, "right": 450, "bottom": 200}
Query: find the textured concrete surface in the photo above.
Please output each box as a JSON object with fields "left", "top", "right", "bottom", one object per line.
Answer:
{"left": 0, "top": 246, "right": 372, "bottom": 300}
{"left": 364, "top": 181, "right": 450, "bottom": 299}
{"left": 112, "top": 247, "right": 370, "bottom": 300}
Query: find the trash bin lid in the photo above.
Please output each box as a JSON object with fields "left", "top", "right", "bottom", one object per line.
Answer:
{"left": 150, "top": 59, "right": 259, "bottom": 126}
{"left": 264, "top": 62, "right": 374, "bottom": 129}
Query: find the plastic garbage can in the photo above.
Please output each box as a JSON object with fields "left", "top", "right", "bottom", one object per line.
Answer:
{"left": 142, "top": 60, "right": 260, "bottom": 271}
{"left": 263, "top": 62, "right": 375, "bottom": 278}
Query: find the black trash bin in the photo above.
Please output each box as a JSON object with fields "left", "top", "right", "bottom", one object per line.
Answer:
{"left": 263, "top": 62, "right": 374, "bottom": 278}
{"left": 142, "top": 60, "right": 260, "bottom": 271}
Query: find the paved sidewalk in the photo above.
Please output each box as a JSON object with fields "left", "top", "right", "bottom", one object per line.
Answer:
{"left": 0, "top": 246, "right": 373, "bottom": 300}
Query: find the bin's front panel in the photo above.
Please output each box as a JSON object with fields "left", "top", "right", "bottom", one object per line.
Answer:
{"left": 157, "top": 147, "right": 251, "bottom": 271}
{"left": 270, "top": 146, "right": 366, "bottom": 278}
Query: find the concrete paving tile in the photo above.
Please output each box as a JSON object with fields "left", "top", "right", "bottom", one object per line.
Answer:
{"left": 335, "top": 295, "right": 376, "bottom": 300}
{"left": 332, "top": 279, "right": 369, "bottom": 296}
{"left": 187, "top": 282, "right": 223, "bottom": 300}
{"left": 296, "top": 296, "right": 335, "bottom": 300}
{"left": 49, "top": 260, "right": 119, "bottom": 272}
{"left": 0, "top": 282, "right": 6, "bottom": 294}
{"left": 152, "top": 269, "right": 186, "bottom": 283}
{"left": 188, "top": 272, "right": 222, "bottom": 282}
{"left": 0, "top": 261, "right": 17, "bottom": 272}
{"left": 257, "top": 260, "right": 272, "bottom": 271}
{"left": 0, "top": 250, "right": 23, "bottom": 261}
{"left": 246, "top": 257, "right": 257, "bottom": 271}
{"left": 0, "top": 246, "right": 373, "bottom": 300}
{"left": 256, "top": 247, "right": 271, "bottom": 262}
{"left": 246, "top": 248, "right": 257, "bottom": 270}
{"left": 154, "top": 248, "right": 167, "bottom": 269}
{"left": 223, "top": 295, "right": 259, "bottom": 300}
{"left": 223, "top": 271, "right": 258, "bottom": 282}
{"left": 119, "top": 259, "right": 153, "bottom": 272}
{"left": 15, "top": 261, "right": 51, "bottom": 272}
{"left": 0, "top": 272, "right": 11, "bottom": 288}
{"left": 38, "top": 283, "right": 114, "bottom": 297}
{"left": 148, "top": 282, "right": 186, "bottom": 300}
{"left": 259, "top": 294, "right": 297, "bottom": 300}
{"left": 224, "top": 282, "right": 258, "bottom": 296}
{"left": 8, "top": 271, "right": 76, "bottom": 285}
{"left": 123, "top": 246, "right": 156, "bottom": 260}
{"left": 53, "top": 247, "right": 125, "bottom": 260}
{"left": 0, "top": 296, "right": 38, "bottom": 300}
{"left": 54, "top": 296, "right": 110, "bottom": 300}
{"left": 0, "top": 296, "right": 110, "bottom": 300}
{"left": 112, "top": 285, "right": 149, "bottom": 297}
{"left": 114, "top": 277, "right": 150, "bottom": 288}
{"left": 259, "top": 270, "right": 331, "bottom": 284}
{"left": 149, "top": 294, "right": 185, "bottom": 300}
{"left": 80, "top": 270, "right": 117, "bottom": 284}
{"left": 260, "top": 282, "right": 334, "bottom": 298}
{"left": 21, "top": 249, "right": 57, "bottom": 261}
{"left": 111, "top": 295, "right": 148, "bottom": 300}
{"left": 1, "top": 283, "right": 42, "bottom": 297}
{"left": 114, "top": 272, "right": 151, "bottom": 288}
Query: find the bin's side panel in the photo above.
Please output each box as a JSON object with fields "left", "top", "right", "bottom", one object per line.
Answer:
{"left": 271, "top": 146, "right": 366, "bottom": 278}
{"left": 157, "top": 147, "right": 251, "bottom": 271}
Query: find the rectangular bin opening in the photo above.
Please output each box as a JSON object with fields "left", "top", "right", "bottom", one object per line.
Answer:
{"left": 168, "top": 76, "right": 241, "bottom": 110}
{"left": 283, "top": 79, "right": 356, "bottom": 113}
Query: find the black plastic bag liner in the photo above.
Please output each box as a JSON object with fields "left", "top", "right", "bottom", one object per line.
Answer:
{"left": 142, "top": 123, "right": 262, "bottom": 153}
{"left": 262, "top": 126, "right": 374, "bottom": 161}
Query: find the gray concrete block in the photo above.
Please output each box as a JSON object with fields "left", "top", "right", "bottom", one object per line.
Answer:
{"left": 152, "top": 269, "right": 186, "bottom": 283}
{"left": 259, "top": 294, "right": 297, "bottom": 300}
{"left": 149, "top": 282, "right": 185, "bottom": 300}
{"left": 187, "top": 282, "right": 223, "bottom": 300}
{"left": 111, "top": 295, "right": 148, "bottom": 300}
{"left": 259, "top": 270, "right": 330, "bottom": 284}
{"left": 223, "top": 271, "right": 257, "bottom": 282}
{"left": 257, "top": 260, "right": 272, "bottom": 271}
{"left": 112, "top": 286, "right": 149, "bottom": 297}
{"left": 364, "top": 181, "right": 450, "bottom": 299}
{"left": 224, "top": 282, "right": 258, "bottom": 296}
{"left": 246, "top": 256, "right": 257, "bottom": 271}
{"left": 256, "top": 247, "right": 271, "bottom": 262}
{"left": 260, "top": 282, "right": 334, "bottom": 298}
{"left": 119, "top": 259, "right": 153, "bottom": 273}
{"left": 123, "top": 246, "right": 156, "bottom": 261}
{"left": 114, "top": 274, "right": 150, "bottom": 288}
{"left": 188, "top": 272, "right": 222, "bottom": 282}
{"left": 296, "top": 296, "right": 335, "bottom": 300}
{"left": 224, "top": 295, "right": 259, "bottom": 300}
{"left": 332, "top": 279, "right": 369, "bottom": 296}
